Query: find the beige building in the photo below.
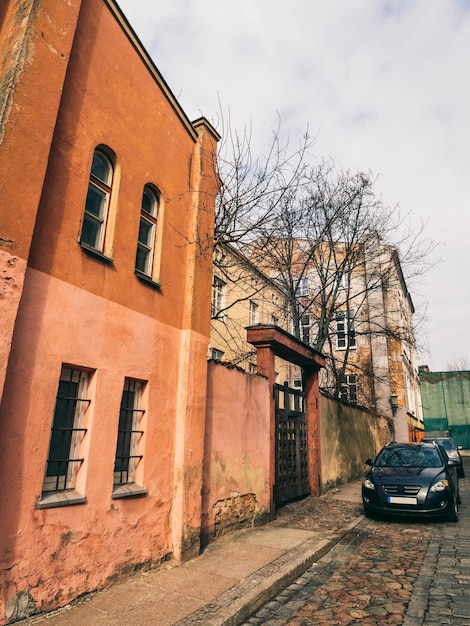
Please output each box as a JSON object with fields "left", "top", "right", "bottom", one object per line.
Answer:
{"left": 210, "top": 244, "right": 291, "bottom": 382}
{"left": 298, "top": 243, "right": 423, "bottom": 441}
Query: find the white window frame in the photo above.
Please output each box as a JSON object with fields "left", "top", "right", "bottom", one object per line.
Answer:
{"left": 80, "top": 149, "right": 113, "bottom": 252}
{"left": 340, "top": 374, "right": 358, "bottom": 403}
{"left": 249, "top": 300, "right": 259, "bottom": 326}
{"left": 211, "top": 276, "right": 225, "bottom": 319}
{"left": 211, "top": 348, "right": 224, "bottom": 361}
{"left": 335, "top": 311, "right": 356, "bottom": 349}
{"left": 300, "top": 314, "right": 310, "bottom": 345}
{"left": 295, "top": 277, "right": 309, "bottom": 297}
{"left": 338, "top": 272, "right": 349, "bottom": 290}
{"left": 135, "top": 185, "right": 159, "bottom": 277}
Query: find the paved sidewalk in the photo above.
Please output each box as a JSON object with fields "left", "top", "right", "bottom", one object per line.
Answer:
{"left": 17, "top": 481, "right": 364, "bottom": 626}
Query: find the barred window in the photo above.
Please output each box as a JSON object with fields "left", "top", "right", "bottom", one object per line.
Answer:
{"left": 42, "top": 367, "right": 90, "bottom": 494}
{"left": 113, "top": 379, "right": 145, "bottom": 488}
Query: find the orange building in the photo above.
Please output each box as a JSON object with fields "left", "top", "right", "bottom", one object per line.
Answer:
{"left": 0, "top": 0, "right": 219, "bottom": 623}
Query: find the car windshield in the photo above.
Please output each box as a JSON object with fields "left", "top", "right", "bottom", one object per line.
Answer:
{"left": 375, "top": 447, "right": 442, "bottom": 468}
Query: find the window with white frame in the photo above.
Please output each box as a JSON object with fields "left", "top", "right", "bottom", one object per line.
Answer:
{"left": 211, "top": 277, "right": 225, "bottom": 318}
{"left": 113, "top": 379, "right": 145, "bottom": 489}
{"left": 295, "top": 277, "right": 309, "bottom": 297}
{"left": 339, "top": 374, "right": 358, "bottom": 403}
{"left": 249, "top": 300, "right": 259, "bottom": 325}
{"left": 300, "top": 315, "right": 310, "bottom": 344}
{"left": 338, "top": 272, "right": 349, "bottom": 290}
{"left": 80, "top": 148, "right": 114, "bottom": 252}
{"left": 211, "top": 348, "right": 224, "bottom": 361}
{"left": 135, "top": 185, "right": 160, "bottom": 277}
{"left": 42, "top": 367, "right": 90, "bottom": 495}
{"left": 335, "top": 311, "right": 356, "bottom": 349}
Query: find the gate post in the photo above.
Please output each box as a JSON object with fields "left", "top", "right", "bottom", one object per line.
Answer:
{"left": 247, "top": 325, "right": 325, "bottom": 510}
{"left": 304, "top": 368, "right": 322, "bottom": 496}
{"left": 250, "top": 341, "right": 277, "bottom": 516}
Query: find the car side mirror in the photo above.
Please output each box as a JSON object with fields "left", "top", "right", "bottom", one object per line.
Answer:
{"left": 365, "top": 458, "right": 373, "bottom": 466}
{"left": 447, "top": 459, "right": 459, "bottom": 467}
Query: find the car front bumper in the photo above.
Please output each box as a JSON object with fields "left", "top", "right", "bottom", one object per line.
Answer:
{"left": 362, "top": 488, "right": 455, "bottom": 518}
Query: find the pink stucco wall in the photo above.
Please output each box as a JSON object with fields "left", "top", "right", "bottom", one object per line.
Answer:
{"left": 0, "top": 269, "right": 209, "bottom": 619}
{"left": 202, "top": 362, "right": 272, "bottom": 541}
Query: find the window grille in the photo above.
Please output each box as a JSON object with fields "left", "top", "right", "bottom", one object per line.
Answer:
{"left": 42, "top": 368, "right": 90, "bottom": 493}
{"left": 114, "top": 379, "right": 145, "bottom": 486}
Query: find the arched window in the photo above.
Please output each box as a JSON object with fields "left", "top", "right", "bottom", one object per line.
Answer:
{"left": 80, "top": 149, "right": 113, "bottom": 252}
{"left": 135, "top": 185, "right": 160, "bottom": 276}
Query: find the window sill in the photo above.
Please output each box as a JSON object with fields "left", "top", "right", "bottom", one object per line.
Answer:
{"left": 36, "top": 490, "right": 86, "bottom": 509}
{"left": 112, "top": 483, "right": 148, "bottom": 499}
{"left": 80, "top": 242, "right": 114, "bottom": 264}
{"left": 134, "top": 269, "right": 161, "bottom": 289}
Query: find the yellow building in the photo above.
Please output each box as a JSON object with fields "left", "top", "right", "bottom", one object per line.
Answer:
{"left": 210, "top": 244, "right": 291, "bottom": 382}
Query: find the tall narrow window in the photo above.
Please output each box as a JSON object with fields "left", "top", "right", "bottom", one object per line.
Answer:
{"left": 135, "top": 185, "right": 159, "bottom": 276}
{"left": 249, "top": 300, "right": 259, "bottom": 325}
{"left": 295, "top": 277, "right": 309, "bottom": 297}
{"left": 42, "top": 367, "right": 90, "bottom": 494}
{"left": 338, "top": 272, "right": 349, "bottom": 290}
{"left": 113, "top": 379, "right": 145, "bottom": 490}
{"left": 212, "top": 277, "right": 225, "bottom": 319}
{"left": 336, "top": 311, "right": 356, "bottom": 349}
{"left": 339, "top": 374, "right": 358, "bottom": 403}
{"left": 80, "top": 149, "right": 113, "bottom": 252}
{"left": 300, "top": 315, "right": 310, "bottom": 344}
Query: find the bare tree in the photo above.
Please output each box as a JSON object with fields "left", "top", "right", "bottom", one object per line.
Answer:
{"left": 208, "top": 117, "right": 434, "bottom": 405}
{"left": 446, "top": 356, "right": 470, "bottom": 371}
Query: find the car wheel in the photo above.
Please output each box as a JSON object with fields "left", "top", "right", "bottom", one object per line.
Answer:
{"left": 457, "top": 490, "right": 462, "bottom": 505}
{"left": 458, "top": 468, "right": 465, "bottom": 478}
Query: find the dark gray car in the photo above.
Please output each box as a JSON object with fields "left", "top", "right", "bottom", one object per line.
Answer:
{"left": 362, "top": 441, "right": 460, "bottom": 522}
{"left": 422, "top": 437, "right": 465, "bottom": 478}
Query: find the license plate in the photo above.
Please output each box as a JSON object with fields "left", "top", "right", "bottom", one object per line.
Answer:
{"left": 388, "top": 496, "right": 417, "bottom": 505}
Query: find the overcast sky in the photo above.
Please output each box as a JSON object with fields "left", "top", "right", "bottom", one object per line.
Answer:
{"left": 118, "top": 0, "right": 470, "bottom": 371}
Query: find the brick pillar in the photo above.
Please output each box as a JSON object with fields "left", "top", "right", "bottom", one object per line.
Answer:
{"left": 304, "top": 368, "right": 322, "bottom": 496}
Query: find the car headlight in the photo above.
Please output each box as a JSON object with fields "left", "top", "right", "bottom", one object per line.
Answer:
{"left": 448, "top": 450, "right": 459, "bottom": 460}
{"left": 363, "top": 478, "right": 375, "bottom": 490}
{"left": 430, "top": 479, "right": 449, "bottom": 492}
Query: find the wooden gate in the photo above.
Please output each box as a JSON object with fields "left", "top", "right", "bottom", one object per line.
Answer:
{"left": 274, "top": 381, "right": 310, "bottom": 505}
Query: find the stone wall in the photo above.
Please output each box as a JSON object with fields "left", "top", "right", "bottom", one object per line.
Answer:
{"left": 320, "top": 394, "right": 392, "bottom": 490}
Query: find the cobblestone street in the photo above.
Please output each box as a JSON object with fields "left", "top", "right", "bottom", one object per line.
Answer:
{"left": 243, "top": 458, "right": 470, "bottom": 626}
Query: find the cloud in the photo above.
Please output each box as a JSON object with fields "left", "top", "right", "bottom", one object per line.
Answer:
{"left": 118, "top": 0, "right": 470, "bottom": 369}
